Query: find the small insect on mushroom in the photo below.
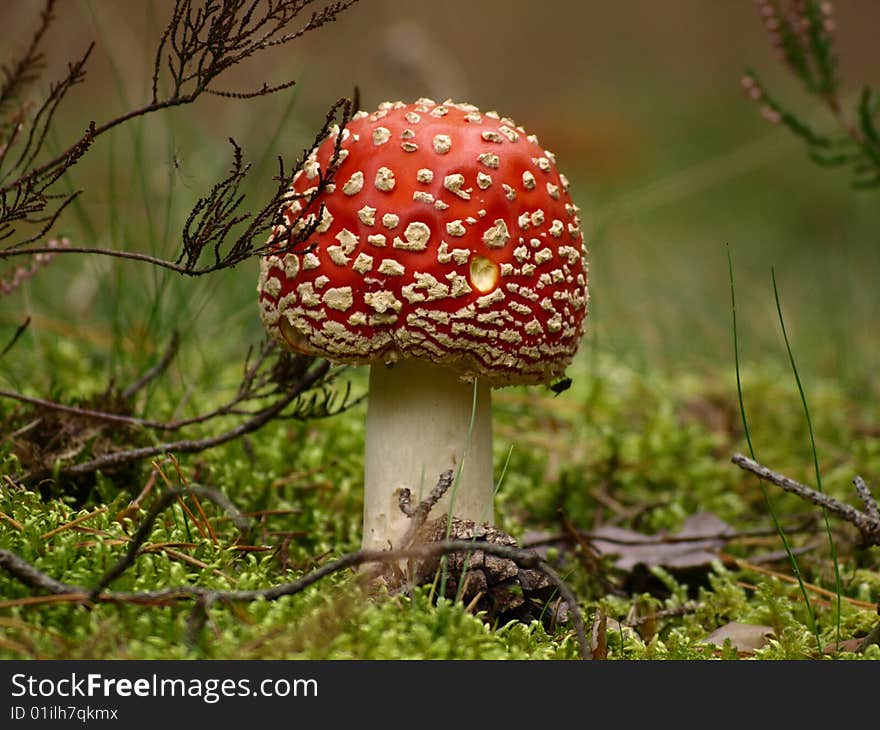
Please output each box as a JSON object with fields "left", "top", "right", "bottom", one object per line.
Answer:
{"left": 258, "top": 98, "right": 589, "bottom": 550}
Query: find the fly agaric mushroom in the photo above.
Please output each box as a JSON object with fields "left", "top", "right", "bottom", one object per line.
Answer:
{"left": 258, "top": 99, "right": 588, "bottom": 550}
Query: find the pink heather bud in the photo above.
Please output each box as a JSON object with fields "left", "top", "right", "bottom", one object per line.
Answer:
{"left": 0, "top": 237, "right": 70, "bottom": 297}
{"left": 760, "top": 105, "right": 782, "bottom": 124}
{"left": 740, "top": 76, "right": 763, "bottom": 101}
{"left": 820, "top": 2, "right": 833, "bottom": 16}
{"left": 823, "top": 19, "right": 834, "bottom": 33}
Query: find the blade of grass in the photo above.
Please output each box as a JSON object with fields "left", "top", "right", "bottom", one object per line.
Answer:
{"left": 728, "top": 247, "right": 820, "bottom": 654}
{"left": 451, "top": 443, "right": 517, "bottom": 606}
{"left": 771, "top": 267, "right": 842, "bottom": 650}
{"left": 440, "top": 378, "right": 481, "bottom": 599}
{"left": 494, "top": 444, "right": 515, "bottom": 500}
{"left": 86, "top": 0, "right": 168, "bottom": 375}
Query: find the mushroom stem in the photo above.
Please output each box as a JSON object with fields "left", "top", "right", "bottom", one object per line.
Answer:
{"left": 362, "top": 358, "right": 494, "bottom": 550}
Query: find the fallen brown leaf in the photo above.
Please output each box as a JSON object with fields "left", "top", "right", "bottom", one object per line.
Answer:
{"left": 590, "top": 512, "right": 735, "bottom": 572}
{"left": 701, "top": 621, "right": 775, "bottom": 653}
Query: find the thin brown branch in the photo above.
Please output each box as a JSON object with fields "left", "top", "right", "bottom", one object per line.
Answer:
{"left": 18, "top": 358, "right": 332, "bottom": 484}
{"left": 0, "top": 0, "right": 56, "bottom": 129}
{"left": 0, "top": 549, "right": 83, "bottom": 597}
{"left": 856, "top": 619, "right": 880, "bottom": 654}
{"left": 2, "top": 343, "right": 356, "bottom": 485}
{"left": 122, "top": 331, "right": 181, "bottom": 399}
{"left": 731, "top": 452, "right": 880, "bottom": 545}
{"left": 397, "top": 469, "right": 454, "bottom": 547}
{"left": 0, "top": 316, "right": 30, "bottom": 359}
{"left": 1, "top": 97, "right": 352, "bottom": 275}
{"left": 1, "top": 1, "right": 360, "bottom": 258}
{"left": 0, "top": 539, "right": 588, "bottom": 660}
{"left": 206, "top": 78, "right": 298, "bottom": 99}
{"left": 93, "top": 485, "right": 250, "bottom": 595}
{"left": 2, "top": 1, "right": 358, "bottom": 193}
{"left": 853, "top": 476, "right": 880, "bottom": 523}
{"left": 0, "top": 389, "right": 151, "bottom": 428}
{"left": 0, "top": 244, "right": 248, "bottom": 275}
{"left": 520, "top": 521, "right": 813, "bottom": 550}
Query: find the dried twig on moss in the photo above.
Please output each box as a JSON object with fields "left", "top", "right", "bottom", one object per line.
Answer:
{"left": 0, "top": 472, "right": 589, "bottom": 658}
{"left": 93, "top": 485, "right": 250, "bottom": 596}
{"left": 3, "top": 346, "right": 358, "bottom": 485}
{"left": 0, "top": 539, "right": 590, "bottom": 659}
{"left": 0, "top": 469, "right": 590, "bottom": 660}
{"left": 855, "top": 618, "right": 880, "bottom": 654}
{"left": 731, "top": 452, "right": 880, "bottom": 546}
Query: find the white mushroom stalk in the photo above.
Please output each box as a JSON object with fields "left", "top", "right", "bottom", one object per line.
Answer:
{"left": 362, "top": 358, "right": 493, "bottom": 550}
{"left": 257, "top": 98, "right": 589, "bottom": 551}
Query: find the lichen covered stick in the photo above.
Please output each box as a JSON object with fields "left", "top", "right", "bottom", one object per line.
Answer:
{"left": 258, "top": 99, "right": 589, "bottom": 549}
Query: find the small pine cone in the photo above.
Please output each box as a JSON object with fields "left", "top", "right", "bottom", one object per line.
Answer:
{"left": 409, "top": 515, "right": 565, "bottom": 626}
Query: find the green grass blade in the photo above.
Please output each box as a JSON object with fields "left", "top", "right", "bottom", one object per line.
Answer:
{"left": 441, "top": 377, "right": 481, "bottom": 600}
{"left": 771, "top": 267, "right": 843, "bottom": 651}
{"left": 728, "top": 247, "right": 820, "bottom": 654}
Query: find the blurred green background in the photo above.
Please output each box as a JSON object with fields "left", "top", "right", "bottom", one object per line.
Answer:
{"left": 2, "top": 0, "right": 878, "bottom": 396}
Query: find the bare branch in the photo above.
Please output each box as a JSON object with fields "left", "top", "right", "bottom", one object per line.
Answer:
{"left": 0, "top": 0, "right": 56, "bottom": 130}
{"left": 10, "top": 355, "right": 343, "bottom": 485}
{"left": 397, "top": 469, "right": 455, "bottom": 547}
{"left": 0, "top": 0, "right": 361, "bottom": 257}
{"left": 853, "top": 476, "right": 880, "bottom": 524}
{"left": 0, "top": 549, "right": 83, "bottom": 597}
{"left": 0, "top": 539, "right": 588, "bottom": 660}
{"left": 731, "top": 452, "right": 880, "bottom": 546}
{"left": 0, "top": 317, "right": 30, "bottom": 359}
{"left": 0, "top": 96, "right": 353, "bottom": 276}
{"left": 0, "top": 340, "right": 358, "bottom": 471}
{"left": 206, "top": 78, "right": 298, "bottom": 99}
{"left": 93, "top": 485, "right": 250, "bottom": 595}
{"left": 122, "top": 331, "right": 181, "bottom": 399}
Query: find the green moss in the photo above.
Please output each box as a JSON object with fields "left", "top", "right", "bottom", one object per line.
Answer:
{"left": 2, "top": 347, "right": 879, "bottom": 660}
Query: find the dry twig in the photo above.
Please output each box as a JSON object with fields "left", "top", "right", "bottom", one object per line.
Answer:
{"left": 0, "top": 541, "right": 588, "bottom": 659}
{"left": 397, "top": 469, "right": 455, "bottom": 547}
{"left": 731, "top": 453, "right": 880, "bottom": 546}
{"left": 0, "top": 473, "right": 590, "bottom": 659}
{"left": 4, "top": 346, "right": 358, "bottom": 485}
{"left": 0, "top": 0, "right": 360, "bottom": 261}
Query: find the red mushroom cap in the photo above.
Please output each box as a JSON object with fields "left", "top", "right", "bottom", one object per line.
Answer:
{"left": 258, "top": 99, "right": 589, "bottom": 387}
